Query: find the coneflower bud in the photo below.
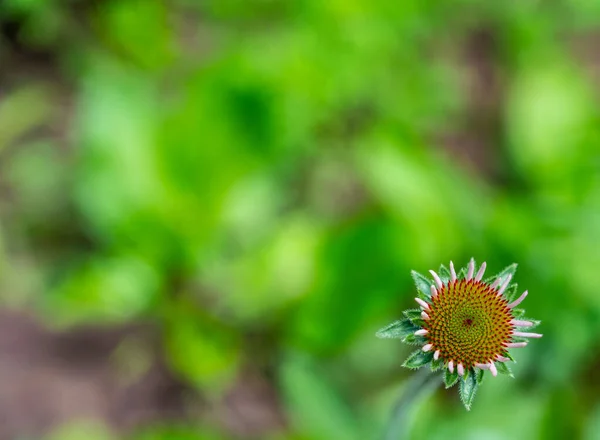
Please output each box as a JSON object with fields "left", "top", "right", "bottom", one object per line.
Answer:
{"left": 376, "top": 259, "right": 543, "bottom": 411}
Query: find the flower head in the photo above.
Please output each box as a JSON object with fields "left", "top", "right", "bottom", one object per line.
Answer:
{"left": 377, "top": 259, "right": 542, "bottom": 410}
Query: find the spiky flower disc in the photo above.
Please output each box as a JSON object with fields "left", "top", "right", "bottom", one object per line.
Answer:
{"left": 425, "top": 277, "right": 513, "bottom": 370}
{"left": 376, "top": 259, "right": 543, "bottom": 410}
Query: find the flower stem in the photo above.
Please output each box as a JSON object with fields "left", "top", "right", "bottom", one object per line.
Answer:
{"left": 383, "top": 368, "right": 442, "bottom": 440}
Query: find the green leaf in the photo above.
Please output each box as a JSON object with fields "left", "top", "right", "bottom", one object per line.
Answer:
{"left": 444, "top": 369, "right": 459, "bottom": 388}
{"left": 518, "top": 318, "right": 541, "bottom": 330}
{"left": 495, "top": 361, "right": 514, "bottom": 378}
{"left": 512, "top": 308, "right": 526, "bottom": 318}
{"left": 402, "top": 350, "right": 433, "bottom": 369}
{"left": 375, "top": 319, "right": 418, "bottom": 339}
{"left": 430, "top": 357, "right": 444, "bottom": 372}
{"left": 459, "top": 371, "right": 478, "bottom": 411}
{"left": 281, "top": 355, "right": 359, "bottom": 440}
{"left": 403, "top": 309, "right": 422, "bottom": 320}
{"left": 438, "top": 264, "right": 451, "bottom": 283}
{"left": 462, "top": 366, "right": 470, "bottom": 380}
{"left": 485, "top": 263, "right": 518, "bottom": 285}
{"left": 457, "top": 267, "right": 467, "bottom": 280}
{"left": 403, "top": 309, "right": 425, "bottom": 327}
{"left": 504, "top": 283, "right": 519, "bottom": 301}
{"left": 411, "top": 270, "right": 432, "bottom": 298}
{"left": 475, "top": 368, "right": 484, "bottom": 384}
{"left": 402, "top": 333, "right": 427, "bottom": 346}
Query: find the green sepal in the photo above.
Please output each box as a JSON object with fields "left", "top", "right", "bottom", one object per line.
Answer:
{"left": 475, "top": 368, "right": 484, "bottom": 384}
{"left": 438, "top": 264, "right": 451, "bottom": 284}
{"left": 459, "top": 371, "right": 478, "bottom": 411}
{"left": 512, "top": 308, "right": 526, "bottom": 318}
{"left": 403, "top": 309, "right": 426, "bottom": 327}
{"left": 430, "top": 357, "right": 444, "bottom": 372}
{"left": 504, "top": 283, "right": 519, "bottom": 302}
{"left": 457, "top": 267, "right": 467, "bottom": 280}
{"left": 375, "top": 319, "right": 418, "bottom": 339}
{"left": 402, "top": 333, "right": 427, "bottom": 346}
{"left": 495, "top": 361, "right": 514, "bottom": 378}
{"left": 402, "top": 350, "right": 433, "bottom": 369}
{"left": 444, "top": 369, "right": 459, "bottom": 388}
{"left": 411, "top": 270, "right": 432, "bottom": 299}
{"left": 403, "top": 309, "right": 421, "bottom": 320}
{"left": 462, "top": 366, "right": 470, "bottom": 380}
{"left": 484, "top": 263, "right": 518, "bottom": 285}
{"left": 518, "top": 318, "right": 541, "bottom": 330}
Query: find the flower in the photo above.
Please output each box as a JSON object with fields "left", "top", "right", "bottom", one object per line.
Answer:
{"left": 376, "top": 259, "right": 542, "bottom": 410}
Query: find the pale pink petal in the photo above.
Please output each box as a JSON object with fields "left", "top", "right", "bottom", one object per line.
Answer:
{"left": 475, "top": 363, "right": 490, "bottom": 370}
{"left": 448, "top": 360, "right": 454, "bottom": 374}
{"left": 434, "top": 350, "right": 440, "bottom": 360}
{"left": 495, "top": 355, "right": 510, "bottom": 362}
{"left": 490, "top": 277, "right": 501, "bottom": 289}
{"left": 489, "top": 362, "right": 498, "bottom": 377}
{"left": 449, "top": 261, "right": 457, "bottom": 282}
{"left": 422, "top": 344, "right": 433, "bottom": 352}
{"left": 415, "top": 298, "right": 430, "bottom": 310}
{"left": 511, "top": 319, "right": 534, "bottom": 327}
{"left": 505, "top": 342, "right": 528, "bottom": 348}
{"left": 512, "top": 331, "right": 543, "bottom": 338}
{"left": 429, "top": 270, "right": 443, "bottom": 289}
{"left": 430, "top": 285, "right": 437, "bottom": 298}
{"left": 508, "top": 290, "right": 528, "bottom": 309}
{"left": 457, "top": 363, "right": 464, "bottom": 376}
{"left": 421, "top": 311, "right": 430, "bottom": 320}
{"left": 475, "top": 261, "right": 487, "bottom": 281}
{"left": 497, "top": 273, "right": 512, "bottom": 295}
{"left": 415, "top": 329, "right": 428, "bottom": 336}
{"left": 466, "top": 258, "right": 475, "bottom": 280}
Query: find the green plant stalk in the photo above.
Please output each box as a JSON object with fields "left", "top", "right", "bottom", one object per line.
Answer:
{"left": 383, "top": 368, "right": 442, "bottom": 440}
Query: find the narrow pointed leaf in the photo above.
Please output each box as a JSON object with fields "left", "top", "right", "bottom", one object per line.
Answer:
{"left": 376, "top": 319, "right": 418, "bottom": 339}
{"left": 402, "top": 333, "right": 427, "bottom": 346}
{"left": 457, "top": 267, "right": 466, "bottom": 280}
{"left": 403, "top": 309, "right": 421, "bottom": 320}
{"left": 444, "top": 369, "right": 459, "bottom": 388}
{"left": 512, "top": 308, "right": 526, "bottom": 318}
{"left": 411, "top": 270, "right": 432, "bottom": 298}
{"left": 485, "top": 263, "right": 518, "bottom": 285}
{"left": 402, "top": 350, "right": 433, "bottom": 369}
{"left": 430, "top": 358, "right": 443, "bottom": 372}
{"left": 438, "top": 264, "right": 451, "bottom": 284}
{"left": 495, "top": 361, "right": 514, "bottom": 378}
{"left": 504, "top": 283, "right": 519, "bottom": 302}
{"left": 403, "top": 309, "right": 425, "bottom": 327}
{"left": 459, "top": 372, "right": 478, "bottom": 411}
{"left": 475, "top": 368, "right": 484, "bottom": 384}
{"left": 462, "top": 366, "right": 470, "bottom": 380}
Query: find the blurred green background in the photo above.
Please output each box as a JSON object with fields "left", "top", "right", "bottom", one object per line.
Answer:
{"left": 1, "top": 0, "right": 600, "bottom": 439}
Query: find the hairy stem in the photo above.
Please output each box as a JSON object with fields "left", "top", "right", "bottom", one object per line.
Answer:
{"left": 383, "top": 368, "right": 442, "bottom": 440}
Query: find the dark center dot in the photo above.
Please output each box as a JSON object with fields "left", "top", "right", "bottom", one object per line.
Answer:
{"left": 463, "top": 318, "right": 473, "bottom": 327}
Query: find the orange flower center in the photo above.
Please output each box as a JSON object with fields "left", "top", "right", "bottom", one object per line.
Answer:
{"left": 424, "top": 279, "right": 513, "bottom": 368}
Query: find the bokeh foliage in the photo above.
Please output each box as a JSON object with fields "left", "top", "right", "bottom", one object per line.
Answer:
{"left": 1, "top": 0, "right": 600, "bottom": 439}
